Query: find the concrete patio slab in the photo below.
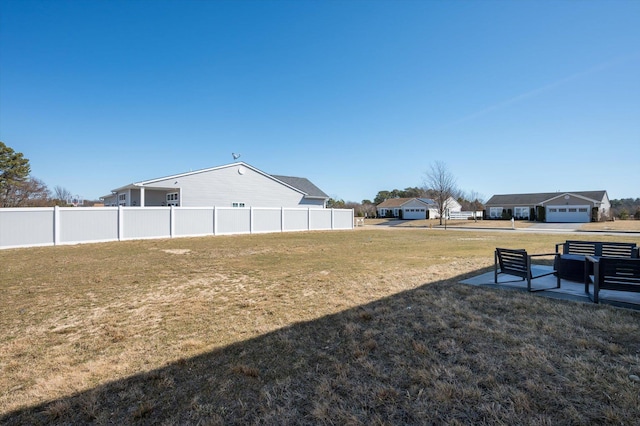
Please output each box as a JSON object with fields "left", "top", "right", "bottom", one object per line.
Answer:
{"left": 460, "top": 266, "right": 640, "bottom": 311}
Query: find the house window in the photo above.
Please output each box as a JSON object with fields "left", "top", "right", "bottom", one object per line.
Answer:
{"left": 514, "top": 207, "right": 529, "bottom": 219}
{"left": 118, "top": 193, "right": 126, "bottom": 206}
{"left": 579, "top": 208, "right": 588, "bottom": 212}
{"left": 489, "top": 207, "right": 503, "bottom": 218}
{"left": 568, "top": 208, "right": 577, "bottom": 213}
{"left": 232, "top": 202, "right": 245, "bottom": 208}
{"left": 166, "top": 192, "right": 180, "bottom": 206}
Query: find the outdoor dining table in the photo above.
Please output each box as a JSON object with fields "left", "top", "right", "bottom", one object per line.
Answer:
{"left": 555, "top": 254, "right": 594, "bottom": 284}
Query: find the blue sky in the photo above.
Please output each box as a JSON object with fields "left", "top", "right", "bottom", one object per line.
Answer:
{"left": 1, "top": 0, "right": 639, "bottom": 203}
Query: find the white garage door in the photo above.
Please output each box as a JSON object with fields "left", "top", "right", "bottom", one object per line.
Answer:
{"left": 403, "top": 208, "right": 426, "bottom": 220}
{"left": 546, "top": 205, "right": 590, "bottom": 223}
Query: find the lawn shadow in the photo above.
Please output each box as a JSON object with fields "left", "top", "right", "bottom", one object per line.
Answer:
{"left": 3, "top": 268, "right": 640, "bottom": 425}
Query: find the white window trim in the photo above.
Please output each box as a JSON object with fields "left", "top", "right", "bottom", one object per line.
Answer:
{"left": 166, "top": 192, "right": 180, "bottom": 206}
{"left": 514, "top": 206, "right": 530, "bottom": 219}
{"left": 489, "top": 207, "right": 503, "bottom": 218}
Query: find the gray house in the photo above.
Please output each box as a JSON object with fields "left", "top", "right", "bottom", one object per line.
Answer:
{"left": 100, "top": 162, "right": 329, "bottom": 208}
{"left": 484, "top": 191, "right": 611, "bottom": 223}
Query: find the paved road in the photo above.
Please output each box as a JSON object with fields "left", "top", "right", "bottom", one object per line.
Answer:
{"left": 365, "top": 221, "right": 638, "bottom": 237}
{"left": 368, "top": 220, "right": 581, "bottom": 231}
{"left": 522, "top": 222, "right": 582, "bottom": 231}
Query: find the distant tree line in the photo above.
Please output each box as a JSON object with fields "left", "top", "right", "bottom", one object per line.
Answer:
{"left": 611, "top": 198, "right": 640, "bottom": 220}
{"left": 4, "top": 141, "right": 639, "bottom": 219}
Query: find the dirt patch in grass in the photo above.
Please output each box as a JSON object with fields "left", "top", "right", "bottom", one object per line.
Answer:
{"left": 1, "top": 230, "right": 640, "bottom": 424}
{"left": 161, "top": 248, "right": 191, "bottom": 255}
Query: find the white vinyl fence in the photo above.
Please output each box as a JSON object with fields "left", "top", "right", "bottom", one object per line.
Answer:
{"left": 0, "top": 206, "right": 354, "bottom": 250}
{"left": 447, "top": 211, "right": 484, "bottom": 220}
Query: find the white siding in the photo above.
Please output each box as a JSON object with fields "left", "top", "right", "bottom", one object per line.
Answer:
{"left": 144, "top": 165, "right": 307, "bottom": 208}
{"left": 402, "top": 199, "right": 428, "bottom": 220}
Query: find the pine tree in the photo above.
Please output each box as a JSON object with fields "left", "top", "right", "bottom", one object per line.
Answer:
{"left": 0, "top": 142, "right": 32, "bottom": 207}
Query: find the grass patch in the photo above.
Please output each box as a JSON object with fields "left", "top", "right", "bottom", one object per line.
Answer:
{"left": 1, "top": 229, "right": 640, "bottom": 424}
{"left": 365, "top": 217, "right": 640, "bottom": 232}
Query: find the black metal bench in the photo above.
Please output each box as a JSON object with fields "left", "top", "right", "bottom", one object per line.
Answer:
{"left": 494, "top": 248, "right": 559, "bottom": 292}
{"left": 554, "top": 241, "right": 638, "bottom": 283}
{"left": 586, "top": 256, "right": 640, "bottom": 303}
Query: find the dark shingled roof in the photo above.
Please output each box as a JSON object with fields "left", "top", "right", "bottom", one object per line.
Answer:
{"left": 271, "top": 175, "right": 329, "bottom": 199}
{"left": 485, "top": 191, "right": 607, "bottom": 205}
{"left": 376, "top": 198, "right": 414, "bottom": 208}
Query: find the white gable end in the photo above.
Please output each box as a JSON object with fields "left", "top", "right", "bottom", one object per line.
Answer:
{"left": 144, "top": 165, "right": 304, "bottom": 207}
{"left": 403, "top": 199, "right": 429, "bottom": 209}
{"left": 142, "top": 164, "right": 307, "bottom": 208}
{"left": 102, "top": 162, "right": 328, "bottom": 208}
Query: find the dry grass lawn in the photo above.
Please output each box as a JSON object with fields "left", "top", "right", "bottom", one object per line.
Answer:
{"left": 580, "top": 220, "right": 640, "bottom": 232}
{"left": 1, "top": 229, "right": 640, "bottom": 425}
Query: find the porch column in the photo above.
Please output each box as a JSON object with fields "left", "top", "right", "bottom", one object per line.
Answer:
{"left": 140, "top": 187, "right": 145, "bottom": 207}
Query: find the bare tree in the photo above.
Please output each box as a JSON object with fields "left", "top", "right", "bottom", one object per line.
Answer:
{"left": 461, "top": 189, "right": 485, "bottom": 222}
{"left": 423, "top": 161, "right": 458, "bottom": 225}
{"left": 343, "top": 200, "right": 377, "bottom": 218}
{"left": 2, "top": 176, "right": 50, "bottom": 207}
{"left": 359, "top": 200, "right": 377, "bottom": 218}
{"left": 53, "top": 186, "right": 73, "bottom": 205}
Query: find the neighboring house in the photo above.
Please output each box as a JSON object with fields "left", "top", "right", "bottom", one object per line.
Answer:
{"left": 100, "top": 162, "right": 330, "bottom": 208}
{"left": 484, "top": 190, "right": 611, "bottom": 223}
{"left": 376, "top": 197, "right": 462, "bottom": 220}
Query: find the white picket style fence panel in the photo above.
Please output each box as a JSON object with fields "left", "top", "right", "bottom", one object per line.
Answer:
{"left": 447, "top": 211, "right": 484, "bottom": 220}
{"left": 0, "top": 206, "right": 354, "bottom": 250}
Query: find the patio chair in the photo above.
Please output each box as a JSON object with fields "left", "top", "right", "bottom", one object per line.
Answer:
{"left": 586, "top": 256, "right": 640, "bottom": 303}
{"left": 555, "top": 240, "right": 638, "bottom": 283}
{"left": 494, "top": 248, "right": 559, "bottom": 292}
